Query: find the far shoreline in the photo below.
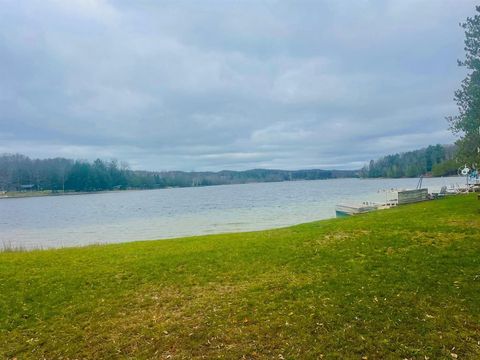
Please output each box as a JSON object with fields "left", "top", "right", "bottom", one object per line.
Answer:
{"left": 0, "top": 175, "right": 464, "bottom": 200}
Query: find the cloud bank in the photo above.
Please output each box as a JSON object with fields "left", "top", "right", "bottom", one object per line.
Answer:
{"left": 0, "top": 0, "right": 475, "bottom": 170}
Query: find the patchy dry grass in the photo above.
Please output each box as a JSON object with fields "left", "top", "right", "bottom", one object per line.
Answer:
{"left": 1, "top": 194, "right": 479, "bottom": 359}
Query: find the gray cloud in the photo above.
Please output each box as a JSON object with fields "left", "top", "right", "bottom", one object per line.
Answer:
{"left": 0, "top": 0, "right": 475, "bottom": 170}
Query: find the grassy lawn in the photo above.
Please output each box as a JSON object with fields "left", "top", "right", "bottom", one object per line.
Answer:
{"left": 0, "top": 194, "right": 479, "bottom": 359}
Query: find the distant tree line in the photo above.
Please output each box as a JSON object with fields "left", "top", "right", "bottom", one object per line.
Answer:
{"left": 360, "top": 144, "right": 459, "bottom": 178}
{"left": 0, "top": 153, "right": 358, "bottom": 192}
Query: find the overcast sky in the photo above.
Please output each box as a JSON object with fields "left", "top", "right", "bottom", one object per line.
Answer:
{"left": 0, "top": 0, "right": 476, "bottom": 171}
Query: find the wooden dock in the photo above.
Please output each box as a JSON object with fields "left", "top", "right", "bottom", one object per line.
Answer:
{"left": 397, "top": 188, "right": 428, "bottom": 205}
{"left": 335, "top": 203, "right": 378, "bottom": 217}
{"left": 335, "top": 188, "right": 429, "bottom": 217}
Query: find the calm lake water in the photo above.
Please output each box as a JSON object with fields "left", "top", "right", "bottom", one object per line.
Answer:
{"left": 0, "top": 177, "right": 465, "bottom": 250}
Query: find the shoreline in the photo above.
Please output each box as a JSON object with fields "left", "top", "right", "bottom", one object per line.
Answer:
{"left": 0, "top": 175, "right": 464, "bottom": 200}
{"left": 0, "top": 189, "right": 140, "bottom": 199}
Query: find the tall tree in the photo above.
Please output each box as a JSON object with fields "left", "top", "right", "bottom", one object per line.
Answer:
{"left": 448, "top": 6, "right": 480, "bottom": 166}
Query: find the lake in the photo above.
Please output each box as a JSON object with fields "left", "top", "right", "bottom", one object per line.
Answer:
{"left": 0, "top": 177, "right": 466, "bottom": 250}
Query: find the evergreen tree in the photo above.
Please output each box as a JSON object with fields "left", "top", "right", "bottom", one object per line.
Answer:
{"left": 448, "top": 6, "right": 480, "bottom": 166}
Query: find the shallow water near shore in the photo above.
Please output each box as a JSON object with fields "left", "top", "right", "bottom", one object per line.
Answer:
{"left": 0, "top": 177, "right": 466, "bottom": 250}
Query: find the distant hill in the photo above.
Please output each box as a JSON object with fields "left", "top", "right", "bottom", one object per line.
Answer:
{"left": 360, "top": 144, "right": 458, "bottom": 178}
{"left": 0, "top": 145, "right": 462, "bottom": 193}
{"left": 0, "top": 154, "right": 359, "bottom": 192}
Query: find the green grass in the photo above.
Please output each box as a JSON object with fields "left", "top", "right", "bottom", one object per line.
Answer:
{"left": 1, "top": 195, "right": 479, "bottom": 359}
